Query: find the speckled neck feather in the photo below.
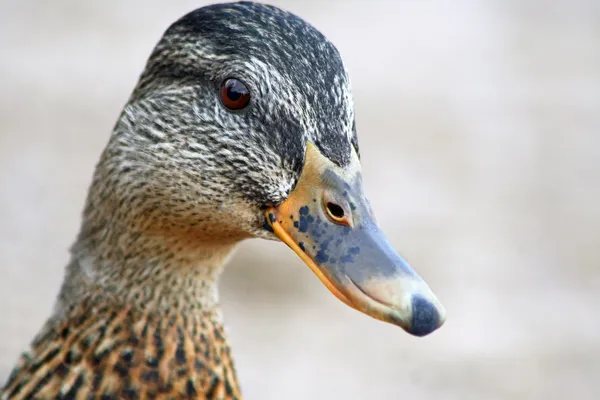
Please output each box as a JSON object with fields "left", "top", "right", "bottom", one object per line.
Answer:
{"left": 2, "top": 2, "right": 359, "bottom": 399}
{"left": 3, "top": 208, "right": 245, "bottom": 399}
{"left": 5, "top": 296, "right": 240, "bottom": 398}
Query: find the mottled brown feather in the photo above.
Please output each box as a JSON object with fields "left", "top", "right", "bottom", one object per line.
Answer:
{"left": 2, "top": 294, "right": 240, "bottom": 399}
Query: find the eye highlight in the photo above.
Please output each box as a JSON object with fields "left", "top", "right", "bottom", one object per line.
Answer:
{"left": 220, "top": 78, "right": 250, "bottom": 110}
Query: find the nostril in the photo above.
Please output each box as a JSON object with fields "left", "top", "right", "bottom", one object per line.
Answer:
{"left": 326, "top": 202, "right": 345, "bottom": 219}
{"left": 409, "top": 295, "right": 440, "bottom": 337}
{"left": 322, "top": 193, "right": 352, "bottom": 227}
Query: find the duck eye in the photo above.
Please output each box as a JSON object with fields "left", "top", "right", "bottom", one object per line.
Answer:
{"left": 220, "top": 78, "right": 250, "bottom": 110}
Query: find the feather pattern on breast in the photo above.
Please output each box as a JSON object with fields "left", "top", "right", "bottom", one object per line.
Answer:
{"left": 4, "top": 293, "right": 239, "bottom": 399}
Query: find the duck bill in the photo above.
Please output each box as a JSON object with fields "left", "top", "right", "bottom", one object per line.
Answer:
{"left": 265, "top": 142, "right": 446, "bottom": 336}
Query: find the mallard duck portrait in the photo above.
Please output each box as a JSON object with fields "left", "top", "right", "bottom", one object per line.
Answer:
{"left": 2, "top": 2, "right": 446, "bottom": 399}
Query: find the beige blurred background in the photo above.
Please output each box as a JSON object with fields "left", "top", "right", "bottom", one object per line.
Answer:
{"left": 1, "top": 0, "right": 599, "bottom": 399}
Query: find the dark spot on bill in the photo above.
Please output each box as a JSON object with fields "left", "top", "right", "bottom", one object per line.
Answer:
{"left": 315, "top": 250, "right": 329, "bottom": 263}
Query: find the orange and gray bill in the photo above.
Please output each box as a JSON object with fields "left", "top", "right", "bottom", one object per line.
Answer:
{"left": 265, "top": 142, "right": 446, "bottom": 336}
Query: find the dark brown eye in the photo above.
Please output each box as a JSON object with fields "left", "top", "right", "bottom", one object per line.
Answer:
{"left": 220, "top": 78, "right": 250, "bottom": 110}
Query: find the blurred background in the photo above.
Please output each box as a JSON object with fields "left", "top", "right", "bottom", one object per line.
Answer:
{"left": 1, "top": 0, "right": 599, "bottom": 398}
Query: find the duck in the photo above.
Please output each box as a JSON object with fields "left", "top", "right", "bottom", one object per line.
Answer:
{"left": 1, "top": 2, "right": 446, "bottom": 399}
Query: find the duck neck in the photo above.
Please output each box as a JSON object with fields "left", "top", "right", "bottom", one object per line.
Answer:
{"left": 52, "top": 220, "right": 244, "bottom": 397}
{"left": 59, "top": 218, "right": 240, "bottom": 318}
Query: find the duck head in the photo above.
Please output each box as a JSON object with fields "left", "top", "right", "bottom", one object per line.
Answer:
{"left": 100, "top": 2, "right": 445, "bottom": 336}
